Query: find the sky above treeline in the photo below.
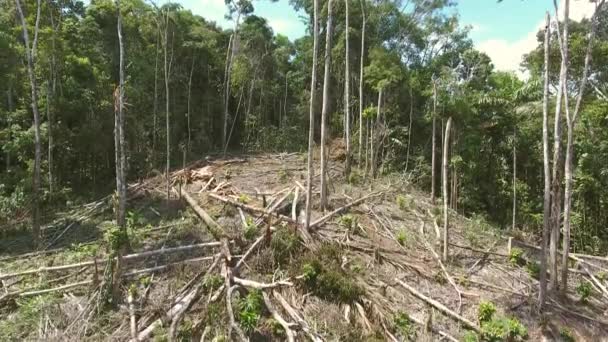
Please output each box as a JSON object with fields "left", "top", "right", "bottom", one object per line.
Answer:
{"left": 176, "top": 0, "right": 597, "bottom": 75}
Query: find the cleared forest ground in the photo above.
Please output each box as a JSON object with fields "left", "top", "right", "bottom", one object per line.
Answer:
{"left": 1, "top": 152, "right": 608, "bottom": 341}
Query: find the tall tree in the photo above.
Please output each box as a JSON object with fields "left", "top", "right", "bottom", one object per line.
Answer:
{"left": 344, "top": 0, "right": 351, "bottom": 177}
{"left": 115, "top": 0, "right": 127, "bottom": 229}
{"left": 538, "top": 12, "right": 552, "bottom": 311}
{"left": 431, "top": 78, "right": 437, "bottom": 204}
{"left": 549, "top": 0, "right": 568, "bottom": 289}
{"left": 442, "top": 116, "right": 453, "bottom": 261}
{"left": 561, "top": 0, "right": 604, "bottom": 291}
{"left": 15, "top": 0, "right": 42, "bottom": 248}
{"left": 319, "top": 0, "right": 334, "bottom": 211}
{"left": 162, "top": 8, "right": 173, "bottom": 202}
{"left": 305, "top": 0, "right": 320, "bottom": 229}
{"left": 358, "top": 0, "right": 365, "bottom": 167}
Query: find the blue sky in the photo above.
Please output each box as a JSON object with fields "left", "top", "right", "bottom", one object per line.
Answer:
{"left": 177, "top": 0, "right": 596, "bottom": 73}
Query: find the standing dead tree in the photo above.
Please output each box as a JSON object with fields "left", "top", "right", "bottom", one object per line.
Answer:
{"left": 305, "top": 0, "right": 320, "bottom": 229}
{"left": 344, "top": 0, "right": 352, "bottom": 177}
{"left": 15, "top": 0, "right": 42, "bottom": 248}
{"left": 430, "top": 78, "right": 438, "bottom": 204}
{"left": 442, "top": 117, "right": 453, "bottom": 261}
{"left": 320, "top": 0, "right": 334, "bottom": 211}
{"left": 358, "top": 0, "right": 366, "bottom": 167}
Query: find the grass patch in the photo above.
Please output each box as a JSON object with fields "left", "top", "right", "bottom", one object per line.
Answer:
{"left": 393, "top": 311, "right": 414, "bottom": 339}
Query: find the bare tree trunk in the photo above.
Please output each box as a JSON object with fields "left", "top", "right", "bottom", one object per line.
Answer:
{"left": 561, "top": 0, "right": 602, "bottom": 292}
{"left": 512, "top": 127, "right": 516, "bottom": 231}
{"left": 358, "top": 0, "right": 366, "bottom": 167}
{"left": 431, "top": 81, "right": 437, "bottom": 204}
{"left": 550, "top": 0, "right": 568, "bottom": 290}
{"left": 319, "top": 0, "right": 334, "bottom": 211}
{"left": 283, "top": 73, "right": 288, "bottom": 125}
{"left": 405, "top": 85, "right": 413, "bottom": 172}
{"left": 364, "top": 118, "right": 369, "bottom": 177}
{"left": 223, "top": 13, "right": 241, "bottom": 152}
{"left": 15, "top": 0, "right": 42, "bottom": 248}
{"left": 187, "top": 56, "right": 195, "bottom": 153}
{"left": 442, "top": 117, "right": 453, "bottom": 261}
{"left": 371, "top": 89, "right": 381, "bottom": 178}
{"left": 539, "top": 12, "right": 552, "bottom": 311}
{"left": 48, "top": 4, "right": 58, "bottom": 194}
{"left": 163, "top": 9, "right": 173, "bottom": 203}
{"left": 305, "top": 0, "right": 320, "bottom": 230}
{"left": 344, "top": 0, "right": 351, "bottom": 177}
{"left": 152, "top": 29, "right": 160, "bottom": 167}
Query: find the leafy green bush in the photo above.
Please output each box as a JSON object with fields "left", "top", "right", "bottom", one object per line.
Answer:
{"left": 463, "top": 331, "right": 479, "bottom": 342}
{"left": 243, "top": 217, "right": 257, "bottom": 240}
{"left": 480, "top": 317, "right": 528, "bottom": 341}
{"left": 237, "top": 290, "right": 264, "bottom": 333}
{"left": 338, "top": 214, "right": 358, "bottom": 233}
{"left": 271, "top": 229, "right": 300, "bottom": 266}
{"left": 477, "top": 301, "right": 496, "bottom": 323}
{"left": 576, "top": 281, "right": 592, "bottom": 303}
{"left": 509, "top": 248, "right": 526, "bottom": 266}
{"left": 526, "top": 261, "right": 540, "bottom": 279}
{"left": 393, "top": 311, "right": 414, "bottom": 338}
{"left": 559, "top": 328, "right": 575, "bottom": 342}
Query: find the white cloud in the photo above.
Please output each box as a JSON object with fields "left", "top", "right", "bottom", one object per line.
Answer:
{"left": 267, "top": 18, "right": 295, "bottom": 35}
{"left": 476, "top": 0, "right": 596, "bottom": 77}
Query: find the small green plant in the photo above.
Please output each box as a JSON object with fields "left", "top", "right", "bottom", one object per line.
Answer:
{"left": 104, "top": 225, "right": 129, "bottom": 255}
{"left": 265, "top": 318, "right": 285, "bottom": 337}
{"left": 597, "top": 271, "right": 606, "bottom": 281}
{"left": 237, "top": 289, "right": 264, "bottom": 333}
{"left": 302, "top": 263, "right": 318, "bottom": 282}
{"left": 509, "top": 248, "right": 526, "bottom": 266}
{"left": 204, "top": 275, "right": 224, "bottom": 291}
{"left": 396, "top": 195, "right": 410, "bottom": 211}
{"left": 271, "top": 229, "right": 300, "bottom": 265}
{"left": 526, "top": 261, "right": 540, "bottom": 279}
{"left": 431, "top": 206, "right": 441, "bottom": 217}
{"left": 127, "top": 210, "right": 146, "bottom": 229}
{"left": 396, "top": 229, "right": 408, "bottom": 246}
{"left": 559, "top": 328, "right": 576, "bottom": 342}
{"left": 478, "top": 301, "right": 496, "bottom": 323}
{"left": 393, "top": 311, "right": 413, "bottom": 338}
{"left": 463, "top": 331, "right": 479, "bottom": 342}
{"left": 575, "top": 281, "right": 592, "bottom": 303}
{"left": 338, "top": 214, "right": 359, "bottom": 234}
{"left": 237, "top": 194, "right": 250, "bottom": 204}
{"left": 480, "top": 317, "right": 528, "bottom": 342}
{"left": 243, "top": 217, "right": 257, "bottom": 240}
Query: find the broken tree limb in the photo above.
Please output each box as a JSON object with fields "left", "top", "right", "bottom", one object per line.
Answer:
{"left": 574, "top": 256, "right": 608, "bottom": 298}
{"left": 208, "top": 192, "right": 298, "bottom": 225}
{"left": 233, "top": 233, "right": 267, "bottom": 274}
{"left": 232, "top": 277, "right": 293, "bottom": 289}
{"left": 395, "top": 278, "right": 481, "bottom": 333}
{"left": 0, "top": 241, "right": 222, "bottom": 280}
{"left": 309, "top": 192, "right": 382, "bottom": 229}
{"left": 132, "top": 256, "right": 221, "bottom": 342}
{"left": 273, "top": 291, "right": 323, "bottom": 342}
{"left": 262, "top": 291, "right": 296, "bottom": 342}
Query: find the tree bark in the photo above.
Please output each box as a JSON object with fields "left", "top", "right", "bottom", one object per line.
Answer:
{"left": 305, "top": 0, "right": 320, "bottom": 230}
{"left": 512, "top": 127, "right": 516, "bottom": 231}
{"left": 344, "top": 0, "right": 351, "bottom": 177}
{"left": 442, "top": 117, "right": 452, "bottom": 261}
{"left": 371, "top": 89, "right": 382, "bottom": 178}
{"left": 153, "top": 29, "right": 159, "bottom": 167}
{"left": 319, "top": 0, "right": 334, "bottom": 211}
{"left": 163, "top": 9, "right": 173, "bottom": 203}
{"left": 405, "top": 85, "right": 413, "bottom": 172}
{"left": 15, "top": 0, "right": 42, "bottom": 248}
{"left": 431, "top": 81, "right": 437, "bottom": 204}
{"left": 187, "top": 56, "right": 195, "bottom": 153}
{"left": 358, "top": 0, "right": 366, "bottom": 167}
{"left": 561, "top": 0, "right": 603, "bottom": 292}
{"left": 549, "top": 0, "right": 568, "bottom": 290}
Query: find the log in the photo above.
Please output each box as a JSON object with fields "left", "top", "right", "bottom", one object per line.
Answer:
{"left": 309, "top": 192, "right": 382, "bottom": 229}
{"left": 573, "top": 256, "right": 608, "bottom": 298}
{"left": 273, "top": 291, "right": 323, "bottom": 342}
{"left": 178, "top": 189, "right": 230, "bottom": 240}
{"left": 262, "top": 291, "right": 296, "bottom": 342}
{"left": 395, "top": 278, "right": 481, "bottom": 333}
{"left": 208, "top": 192, "right": 298, "bottom": 225}
{"left": 0, "top": 241, "right": 222, "bottom": 280}
{"left": 232, "top": 277, "right": 293, "bottom": 289}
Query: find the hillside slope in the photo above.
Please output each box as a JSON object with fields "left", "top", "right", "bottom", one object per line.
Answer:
{"left": 1, "top": 152, "right": 607, "bottom": 341}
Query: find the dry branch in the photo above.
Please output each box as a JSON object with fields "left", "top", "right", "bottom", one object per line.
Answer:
{"left": 273, "top": 291, "right": 323, "bottom": 342}
{"left": 262, "top": 291, "right": 296, "bottom": 342}
{"left": 128, "top": 290, "right": 138, "bottom": 341}
{"left": 232, "top": 277, "right": 293, "bottom": 289}
{"left": 395, "top": 278, "right": 481, "bottom": 333}
{"left": 208, "top": 192, "right": 297, "bottom": 225}
{"left": 309, "top": 192, "right": 382, "bottom": 229}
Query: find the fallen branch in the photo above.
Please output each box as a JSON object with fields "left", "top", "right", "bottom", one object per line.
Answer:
{"left": 309, "top": 192, "right": 382, "bottom": 230}
{"left": 0, "top": 241, "right": 222, "bottom": 280}
{"left": 273, "top": 291, "right": 323, "bottom": 342}
{"left": 128, "top": 290, "right": 138, "bottom": 341}
{"left": 395, "top": 278, "right": 481, "bottom": 333}
{"left": 262, "top": 291, "right": 296, "bottom": 342}
{"left": 466, "top": 241, "right": 498, "bottom": 275}
{"left": 573, "top": 256, "right": 608, "bottom": 299}
{"left": 232, "top": 277, "right": 293, "bottom": 289}
{"left": 208, "top": 192, "right": 298, "bottom": 225}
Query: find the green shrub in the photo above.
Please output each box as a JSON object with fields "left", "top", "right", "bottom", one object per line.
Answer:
{"left": 243, "top": 217, "right": 257, "bottom": 240}
{"left": 477, "top": 301, "right": 496, "bottom": 323}
{"left": 509, "top": 248, "right": 526, "bottom": 266}
{"left": 576, "top": 281, "right": 592, "bottom": 303}
{"left": 597, "top": 271, "right": 607, "bottom": 281}
{"left": 526, "top": 261, "right": 540, "bottom": 279}
{"left": 431, "top": 206, "right": 441, "bottom": 217}
{"left": 396, "top": 195, "right": 411, "bottom": 211}
{"left": 237, "top": 194, "right": 251, "bottom": 204}
{"left": 559, "top": 328, "right": 575, "bottom": 342}
{"left": 204, "top": 275, "right": 224, "bottom": 292}
{"left": 237, "top": 290, "right": 264, "bottom": 333}
{"left": 271, "top": 229, "right": 300, "bottom": 266}
{"left": 463, "top": 331, "right": 479, "bottom": 342}
{"left": 338, "top": 214, "right": 358, "bottom": 234}
{"left": 480, "top": 317, "right": 528, "bottom": 342}
{"left": 393, "top": 311, "right": 414, "bottom": 338}
{"left": 348, "top": 170, "right": 362, "bottom": 185}
{"left": 396, "top": 229, "right": 408, "bottom": 246}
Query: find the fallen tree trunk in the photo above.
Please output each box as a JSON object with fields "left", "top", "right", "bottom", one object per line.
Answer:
{"left": 309, "top": 192, "right": 382, "bottom": 229}
{"left": 395, "top": 278, "right": 481, "bottom": 333}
